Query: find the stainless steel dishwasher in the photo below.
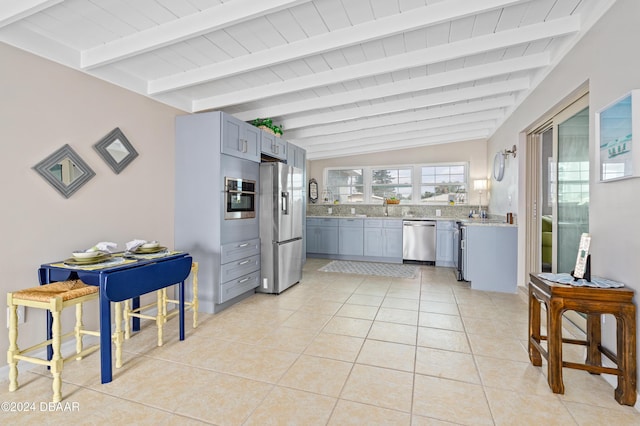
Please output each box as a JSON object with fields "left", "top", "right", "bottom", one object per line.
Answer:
{"left": 402, "top": 220, "right": 436, "bottom": 262}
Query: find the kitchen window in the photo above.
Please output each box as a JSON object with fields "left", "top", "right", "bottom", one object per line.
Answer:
{"left": 372, "top": 167, "right": 412, "bottom": 202}
{"left": 420, "top": 165, "right": 467, "bottom": 204}
{"left": 326, "top": 168, "right": 364, "bottom": 203}
{"left": 325, "top": 163, "right": 468, "bottom": 204}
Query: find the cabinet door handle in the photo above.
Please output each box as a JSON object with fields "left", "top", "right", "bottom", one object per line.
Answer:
{"left": 238, "top": 277, "right": 249, "bottom": 283}
{"left": 238, "top": 243, "right": 249, "bottom": 247}
{"left": 239, "top": 260, "right": 250, "bottom": 265}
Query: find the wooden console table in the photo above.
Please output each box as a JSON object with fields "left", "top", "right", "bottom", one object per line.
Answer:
{"left": 528, "top": 273, "right": 637, "bottom": 406}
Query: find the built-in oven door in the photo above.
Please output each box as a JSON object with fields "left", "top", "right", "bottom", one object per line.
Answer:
{"left": 225, "top": 177, "right": 256, "bottom": 219}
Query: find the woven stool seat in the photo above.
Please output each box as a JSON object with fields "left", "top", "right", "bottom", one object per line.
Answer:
{"left": 12, "top": 280, "right": 98, "bottom": 303}
{"left": 7, "top": 279, "right": 99, "bottom": 402}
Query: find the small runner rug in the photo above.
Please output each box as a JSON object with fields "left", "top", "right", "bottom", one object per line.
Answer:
{"left": 319, "top": 260, "right": 417, "bottom": 279}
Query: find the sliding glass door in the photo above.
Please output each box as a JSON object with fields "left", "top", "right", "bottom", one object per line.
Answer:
{"left": 556, "top": 107, "right": 589, "bottom": 273}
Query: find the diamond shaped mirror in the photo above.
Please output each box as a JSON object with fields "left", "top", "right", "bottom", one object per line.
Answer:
{"left": 94, "top": 127, "right": 138, "bottom": 174}
{"left": 33, "top": 144, "right": 96, "bottom": 198}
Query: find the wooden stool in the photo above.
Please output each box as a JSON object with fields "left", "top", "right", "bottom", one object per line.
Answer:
{"left": 7, "top": 280, "right": 99, "bottom": 402}
{"left": 161, "top": 261, "right": 199, "bottom": 328}
{"left": 528, "top": 273, "right": 636, "bottom": 406}
{"left": 122, "top": 261, "right": 198, "bottom": 346}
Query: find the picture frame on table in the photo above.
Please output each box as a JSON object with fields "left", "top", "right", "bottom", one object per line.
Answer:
{"left": 595, "top": 90, "right": 640, "bottom": 182}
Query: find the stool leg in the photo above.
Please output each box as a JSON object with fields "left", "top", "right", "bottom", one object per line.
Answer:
{"left": 7, "top": 294, "right": 19, "bottom": 392}
{"left": 113, "top": 302, "right": 124, "bottom": 369}
{"left": 123, "top": 299, "right": 131, "bottom": 340}
{"left": 161, "top": 289, "right": 168, "bottom": 324}
{"left": 192, "top": 266, "right": 199, "bottom": 329}
{"left": 74, "top": 303, "right": 84, "bottom": 360}
{"left": 50, "top": 298, "right": 63, "bottom": 403}
{"left": 156, "top": 291, "right": 164, "bottom": 347}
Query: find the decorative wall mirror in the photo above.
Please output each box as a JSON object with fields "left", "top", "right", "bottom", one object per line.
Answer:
{"left": 94, "top": 127, "right": 138, "bottom": 174}
{"left": 33, "top": 144, "right": 96, "bottom": 198}
{"left": 309, "top": 178, "right": 318, "bottom": 203}
{"left": 493, "top": 151, "right": 505, "bottom": 181}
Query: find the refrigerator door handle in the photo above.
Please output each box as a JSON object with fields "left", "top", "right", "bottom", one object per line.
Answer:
{"left": 281, "top": 191, "right": 289, "bottom": 215}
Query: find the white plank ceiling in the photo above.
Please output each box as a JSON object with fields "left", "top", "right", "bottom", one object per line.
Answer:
{"left": 0, "top": 0, "right": 616, "bottom": 159}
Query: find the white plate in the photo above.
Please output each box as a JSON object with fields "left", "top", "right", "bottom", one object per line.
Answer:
{"left": 141, "top": 242, "right": 160, "bottom": 249}
{"left": 72, "top": 250, "right": 102, "bottom": 259}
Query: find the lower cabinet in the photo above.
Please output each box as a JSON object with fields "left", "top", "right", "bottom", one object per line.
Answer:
{"left": 306, "top": 218, "right": 338, "bottom": 255}
{"left": 338, "top": 219, "right": 364, "bottom": 256}
{"left": 436, "top": 221, "right": 455, "bottom": 267}
{"left": 364, "top": 220, "right": 402, "bottom": 260}
{"left": 465, "top": 225, "right": 517, "bottom": 293}
{"left": 219, "top": 238, "right": 260, "bottom": 303}
{"left": 307, "top": 218, "right": 401, "bottom": 262}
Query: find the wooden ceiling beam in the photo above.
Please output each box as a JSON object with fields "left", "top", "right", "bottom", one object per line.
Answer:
{"left": 191, "top": 16, "right": 579, "bottom": 110}
{"left": 280, "top": 78, "right": 529, "bottom": 130}
{"left": 306, "top": 130, "right": 489, "bottom": 160}
{"left": 292, "top": 111, "right": 504, "bottom": 146}
{"left": 0, "top": 0, "right": 63, "bottom": 28}
{"left": 148, "top": 0, "right": 528, "bottom": 94}
{"left": 80, "top": 0, "right": 311, "bottom": 69}
{"left": 284, "top": 97, "right": 514, "bottom": 139}
{"left": 234, "top": 52, "right": 549, "bottom": 121}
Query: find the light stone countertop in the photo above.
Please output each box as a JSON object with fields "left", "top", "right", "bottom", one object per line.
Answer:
{"left": 306, "top": 215, "right": 516, "bottom": 226}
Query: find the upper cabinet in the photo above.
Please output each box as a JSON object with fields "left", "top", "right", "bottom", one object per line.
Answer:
{"left": 221, "top": 113, "right": 260, "bottom": 162}
{"left": 260, "top": 131, "right": 287, "bottom": 161}
{"left": 287, "top": 142, "right": 306, "bottom": 169}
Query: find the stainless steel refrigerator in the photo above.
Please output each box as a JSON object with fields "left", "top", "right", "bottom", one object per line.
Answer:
{"left": 258, "top": 162, "right": 304, "bottom": 294}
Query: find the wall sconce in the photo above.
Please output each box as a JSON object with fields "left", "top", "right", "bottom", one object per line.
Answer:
{"left": 473, "top": 179, "right": 488, "bottom": 211}
{"left": 503, "top": 144, "right": 517, "bottom": 158}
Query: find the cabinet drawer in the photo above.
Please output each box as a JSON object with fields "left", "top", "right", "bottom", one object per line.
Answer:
{"left": 221, "top": 238, "right": 260, "bottom": 264}
{"left": 307, "top": 218, "right": 338, "bottom": 227}
{"left": 220, "top": 254, "right": 260, "bottom": 283}
{"left": 339, "top": 218, "right": 364, "bottom": 228}
{"left": 383, "top": 219, "right": 402, "bottom": 229}
{"left": 437, "top": 220, "right": 455, "bottom": 231}
{"left": 365, "top": 219, "right": 383, "bottom": 228}
{"left": 219, "top": 270, "right": 260, "bottom": 304}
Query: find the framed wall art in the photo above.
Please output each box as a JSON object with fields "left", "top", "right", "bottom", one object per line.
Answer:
{"left": 94, "top": 127, "right": 138, "bottom": 174}
{"left": 33, "top": 144, "right": 95, "bottom": 198}
{"left": 596, "top": 90, "right": 640, "bottom": 182}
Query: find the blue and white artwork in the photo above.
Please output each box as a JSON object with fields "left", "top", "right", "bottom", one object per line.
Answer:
{"left": 599, "top": 94, "right": 633, "bottom": 180}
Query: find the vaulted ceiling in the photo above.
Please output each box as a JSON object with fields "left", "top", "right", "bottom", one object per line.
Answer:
{"left": 0, "top": 0, "right": 614, "bottom": 159}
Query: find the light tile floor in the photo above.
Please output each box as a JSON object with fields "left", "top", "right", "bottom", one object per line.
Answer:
{"left": 3, "top": 258, "right": 640, "bottom": 425}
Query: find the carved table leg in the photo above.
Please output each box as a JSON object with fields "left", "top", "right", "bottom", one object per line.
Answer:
{"left": 528, "top": 285, "right": 542, "bottom": 366}
{"left": 615, "top": 305, "right": 637, "bottom": 406}
{"left": 547, "top": 297, "right": 565, "bottom": 394}
{"left": 586, "top": 313, "right": 602, "bottom": 369}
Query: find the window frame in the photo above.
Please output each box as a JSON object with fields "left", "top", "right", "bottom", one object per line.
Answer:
{"left": 324, "top": 162, "right": 469, "bottom": 205}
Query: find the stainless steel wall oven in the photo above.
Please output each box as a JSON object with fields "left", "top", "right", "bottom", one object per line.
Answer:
{"left": 224, "top": 177, "right": 256, "bottom": 219}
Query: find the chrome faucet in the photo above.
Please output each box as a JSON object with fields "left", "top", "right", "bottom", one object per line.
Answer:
{"left": 383, "top": 198, "right": 388, "bottom": 216}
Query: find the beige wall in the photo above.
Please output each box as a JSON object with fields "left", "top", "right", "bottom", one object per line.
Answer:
{"left": 487, "top": 0, "right": 640, "bottom": 391}
{"left": 307, "top": 139, "right": 488, "bottom": 207}
{"left": 0, "top": 42, "right": 182, "bottom": 361}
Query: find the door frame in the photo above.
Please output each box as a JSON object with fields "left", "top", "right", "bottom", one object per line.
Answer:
{"left": 523, "top": 90, "right": 589, "bottom": 331}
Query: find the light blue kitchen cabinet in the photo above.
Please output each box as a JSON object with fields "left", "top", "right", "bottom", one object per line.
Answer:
{"left": 436, "top": 220, "right": 455, "bottom": 267}
{"left": 287, "top": 142, "right": 306, "bottom": 169}
{"left": 338, "top": 218, "right": 364, "bottom": 256}
{"left": 364, "top": 220, "right": 384, "bottom": 257}
{"left": 382, "top": 220, "right": 403, "bottom": 259}
{"left": 306, "top": 218, "right": 338, "bottom": 255}
{"left": 221, "top": 113, "right": 260, "bottom": 162}
{"left": 260, "top": 131, "right": 287, "bottom": 160}
{"left": 465, "top": 225, "right": 517, "bottom": 293}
